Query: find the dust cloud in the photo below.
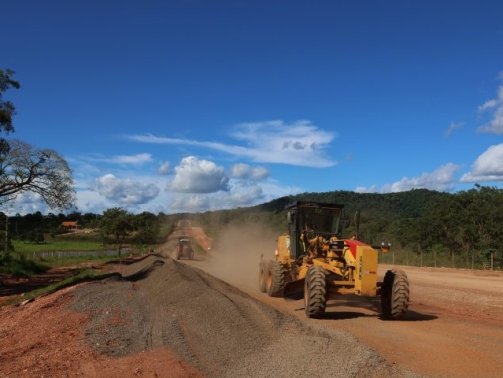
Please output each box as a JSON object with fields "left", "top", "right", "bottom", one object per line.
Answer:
{"left": 195, "top": 222, "right": 280, "bottom": 292}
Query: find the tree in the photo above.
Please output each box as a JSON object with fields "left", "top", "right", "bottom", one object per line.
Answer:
{"left": 0, "top": 70, "right": 20, "bottom": 128}
{"left": 0, "top": 140, "right": 76, "bottom": 209}
{"left": 100, "top": 208, "right": 133, "bottom": 256}
{"left": 133, "top": 211, "right": 160, "bottom": 245}
{"left": 0, "top": 69, "right": 20, "bottom": 156}
{"left": 0, "top": 69, "right": 75, "bottom": 211}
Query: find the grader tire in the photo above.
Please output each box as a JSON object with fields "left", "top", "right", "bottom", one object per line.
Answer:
{"left": 259, "top": 260, "right": 268, "bottom": 293}
{"left": 304, "top": 266, "right": 327, "bottom": 318}
{"left": 381, "top": 269, "right": 409, "bottom": 320}
{"left": 266, "top": 260, "right": 289, "bottom": 297}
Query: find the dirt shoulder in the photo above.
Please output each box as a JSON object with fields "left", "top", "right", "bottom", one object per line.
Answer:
{"left": 0, "top": 285, "right": 200, "bottom": 377}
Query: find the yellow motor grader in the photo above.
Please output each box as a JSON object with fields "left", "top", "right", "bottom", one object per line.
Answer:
{"left": 259, "top": 201, "right": 409, "bottom": 319}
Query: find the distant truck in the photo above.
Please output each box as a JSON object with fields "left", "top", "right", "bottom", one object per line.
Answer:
{"left": 176, "top": 237, "right": 194, "bottom": 260}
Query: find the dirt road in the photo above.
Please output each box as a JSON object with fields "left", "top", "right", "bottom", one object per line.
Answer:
{"left": 2, "top": 223, "right": 502, "bottom": 377}
{"left": 188, "top": 224, "right": 503, "bottom": 378}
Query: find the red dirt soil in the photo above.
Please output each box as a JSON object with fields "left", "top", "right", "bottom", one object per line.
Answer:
{"left": 0, "top": 285, "right": 202, "bottom": 377}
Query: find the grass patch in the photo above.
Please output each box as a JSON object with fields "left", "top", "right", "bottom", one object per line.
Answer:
{"left": 0, "top": 253, "right": 50, "bottom": 276}
{"left": 42, "top": 255, "right": 119, "bottom": 267}
{"left": 22, "top": 268, "right": 112, "bottom": 301}
{"left": 13, "top": 239, "right": 105, "bottom": 253}
{"left": 55, "top": 231, "right": 102, "bottom": 242}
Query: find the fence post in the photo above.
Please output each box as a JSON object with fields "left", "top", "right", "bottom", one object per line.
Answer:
{"left": 491, "top": 252, "right": 494, "bottom": 271}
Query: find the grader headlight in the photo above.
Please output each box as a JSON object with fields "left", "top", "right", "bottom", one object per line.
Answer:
{"left": 380, "top": 241, "right": 391, "bottom": 253}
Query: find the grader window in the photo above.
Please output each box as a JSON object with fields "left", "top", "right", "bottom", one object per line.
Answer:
{"left": 299, "top": 206, "right": 341, "bottom": 234}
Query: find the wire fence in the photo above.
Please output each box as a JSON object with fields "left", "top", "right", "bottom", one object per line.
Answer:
{"left": 379, "top": 249, "right": 502, "bottom": 271}
{"left": 31, "top": 248, "right": 132, "bottom": 260}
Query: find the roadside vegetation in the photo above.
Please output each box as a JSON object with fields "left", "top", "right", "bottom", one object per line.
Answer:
{"left": 0, "top": 253, "right": 49, "bottom": 276}
{"left": 21, "top": 268, "right": 108, "bottom": 301}
{"left": 1, "top": 186, "right": 502, "bottom": 276}
{"left": 12, "top": 240, "right": 104, "bottom": 253}
{"left": 190, "top": 186, "right": 503, "bottom": 270}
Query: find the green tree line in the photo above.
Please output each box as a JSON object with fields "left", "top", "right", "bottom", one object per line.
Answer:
{"left": 2, "top": 186, "right": 502, "bottom": 269}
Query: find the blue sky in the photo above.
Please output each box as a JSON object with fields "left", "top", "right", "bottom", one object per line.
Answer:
{"left": 2, "top": 0, "right": 503, "bottom": 214}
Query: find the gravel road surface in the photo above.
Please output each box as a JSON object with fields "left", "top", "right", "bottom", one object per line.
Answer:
{"left": 70, "top": 254, "right": 413, "bottom": 377}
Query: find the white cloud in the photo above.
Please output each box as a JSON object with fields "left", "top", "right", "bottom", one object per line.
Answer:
{"left": 355, "top": 185, "right": 378, "bottom": 194}
{"left": 170, "top": 194, "right": 210, "bottom": 213}
{"left": 169, "top": 183, "right": 264, "bottom": 213}
{"left": 461, "top": 143, "right": 503, "bottom": 182}
{"left": 357, "top": 163, "right": 460, "bottom": 193}
{"left": 168, "top": 156, "right": 229, "bottom": 193}
{"left": 88, "top": 153, "right": 153, "bottom": 165}
{"left": 478, "top": 81, "right": 503, "bottom": 134}
{"left": 230, "top": 163, "right": 268, "bottom": 180}
{"left": 227, "top": 181, "right": 264, "bottom": 206}
{"left": 95, "top": 174, "right": 160, "bottom": 205}
{"left": 75, "top": 190, "right": 110, "bottom": 214}
{"left": 444, "top": 122, "right": 463, "bottom": 137}
{"left": 126, "top": 120, "right": 336, "bottom": 167}
{"left": 3, "top": 192, "right": 48, "bottom": 216}
{"left": 158, "top": 161, "right": 170, "bottom": 175}
{"left": 167, "top": 175, "right": 302, "bottom": 213}
{"left": 478, "top": 99, "right": 498, "bottom": 112}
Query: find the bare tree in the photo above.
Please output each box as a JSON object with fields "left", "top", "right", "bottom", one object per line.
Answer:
{"left": 0, "top": 140, "right": 76, "bottom": 209}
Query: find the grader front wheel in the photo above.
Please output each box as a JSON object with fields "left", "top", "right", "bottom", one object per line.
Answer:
{"left": 381, "top": 269, "right": 409, "bottom": 320}
{"left": 304, "top": 265, "right": 327, "bottom": 318}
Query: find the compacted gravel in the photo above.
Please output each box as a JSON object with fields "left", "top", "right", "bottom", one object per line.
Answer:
{"left": 70, "top": 255, "right": 413, "bottom": 377}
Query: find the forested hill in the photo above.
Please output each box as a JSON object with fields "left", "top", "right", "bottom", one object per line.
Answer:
{"left": 191, "top": 188, "right": 448, "bottom": 245}
{"left": 256, "top": 188, "right": 447, "bottom": 219}
{"left": 199, "top": 186, "right": 502, "bottom": 269}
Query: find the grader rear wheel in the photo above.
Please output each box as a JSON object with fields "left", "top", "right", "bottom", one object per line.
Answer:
{"left": 259, "top": 260, "right": 268, "bottom": 293}
{"left": 304, "top": 265, "right": 327, "bottom": 318}
{"left": 381, "top": 269, "right": 409, "bottom": 320}
{"left": 266, "top": 260, "right": 289, "bottom": 297}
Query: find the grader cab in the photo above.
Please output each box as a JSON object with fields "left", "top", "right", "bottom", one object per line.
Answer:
{"left": 259, "top": 201, "right": 409, "bottom": 319}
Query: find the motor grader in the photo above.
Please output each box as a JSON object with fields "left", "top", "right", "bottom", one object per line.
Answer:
{"left": 259, "top": 201, "right": 409, "bottom": 319}
{"left": 175, "top": 236, "right": 194, "bottom": 260}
